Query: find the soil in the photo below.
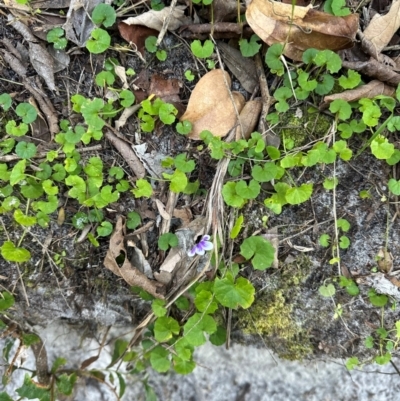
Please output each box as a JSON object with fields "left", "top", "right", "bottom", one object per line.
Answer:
{"left": 1, "top": 1, "right": 400, "bottom": 399}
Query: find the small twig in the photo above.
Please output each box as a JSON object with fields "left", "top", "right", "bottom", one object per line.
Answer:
{"left": 156, "top": 0, "right": 178, "bottom": 46}
{"left": 254, "top": 53, "right": 273, "bottom": 134}
{"left": 390, "top": 360, "right": 400, "bottom": 376}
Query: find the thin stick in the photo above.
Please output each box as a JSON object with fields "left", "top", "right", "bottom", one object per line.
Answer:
{"left": 156, "top": 0, "right": 178, "bottom": 46}
{"left": 254, "top": 53, "right": 273, "bottom": 133}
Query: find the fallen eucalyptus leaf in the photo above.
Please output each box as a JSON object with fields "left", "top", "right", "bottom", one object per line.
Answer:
{"left": 7, "top": 15, "right": 56, "bottom": 91}
{"left": 218, "top": 41, "right": 258, "bottom": 93}
{"left": 321, "top": 80, "right": 395, "bottom": 107}
{"left": 118, "top": 22, "right": 158, "bottom": 56}
{"left": 122, "top": 5, "right": 188, "bottom": 32}
{"left": 181, "top": 69, "right": 245, "bottom": 140}
{"left": 246, "top": 0, "right": 358, "bottom": 61}
{"left": 104, "top": 216, "right": 165, "bottom": 298}
{"left": 235, "top": 99, "right": 262, "bottom": 140}
{"left": 342, "top": 59, "right": 400, "bottom": 86}
{"left": 47, "top": 46, "right": 70, "bottom": 73}
{"left": 363, "top": 0, "right": 400, "bottom": 55}
{"left": 63, "top": 0, "right": 102, "bottom": 47}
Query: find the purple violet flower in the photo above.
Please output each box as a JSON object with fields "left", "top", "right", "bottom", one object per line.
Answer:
{"left": 188, "top": 235, "right": 213, "bottom": 257}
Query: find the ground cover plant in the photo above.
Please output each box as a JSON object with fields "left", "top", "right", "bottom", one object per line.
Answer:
{"left": 1, "top": 0, "right": 400, "bottom": 399}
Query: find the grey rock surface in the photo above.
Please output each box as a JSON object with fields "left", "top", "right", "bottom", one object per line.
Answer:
{"left": 1, "top": 320, "right": 400, "bottom": 401}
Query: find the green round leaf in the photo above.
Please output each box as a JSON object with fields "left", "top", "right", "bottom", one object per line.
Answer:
{"left": 127, "top": 211, "right": 141, "bottom": 229}
{"left": 389, "top": 178, "right": 400, "bottom": 196}
{"left": 154, "top": 316, "right": 180, "bottom": 342}
{"left": 120, "top": 90, "right": 135, "bottom": 107}
{"left": 92, "top": 3, "right": 116, "bottom": 27}
{"left": 15, "top": 141, "right": 37, "bottom": 159}
{"left": 214, "top": 275, "right": 255, "bottom": 309}
{"left": 97, "top": 221, "right": 113, "bottom": 237}
{"left": 183, "top": 313, "right": 216, "bottom": 346}
{"left": 0, "top": 93, "right": 12, "bottom": 110}
{"left": 251, "top": 162, "right": 278, "bottom": 182}
{"left": 240, "top": 236, "right": 275, "bottom": 270}
{"left": 190, "top": 40, "right": 214, "bottom": 59}
{"left": 150, "top": 345, "right": 170, "bottom": 373}
{"left": 16, "top": 103, "right": 37, "bottom": 124}
{"left": 158, "top": 233, "right": 178, "bottom": 251}
{"left": 319, "top": 284, "right": 336, "bottom": 297}
{"left": 95, "top": 71, "right": 115, "bottom": 87}
{"left": 239, "top": 35, "right": 261, "bottom": 57}
{"left": 222, "top": 182, "right": 244, "bottom": 208}
{"left": 285, "top": 183, "right": 313, "bottom": 205}
{"left": 145, "top": 36, "right": 157, "bottom": 53}
{"left": 1, "top": 241, "right": 31, "bottom": 262}
{"left": 0, "top": 291, "right": 15, "bottom": 311}
{"left": 368, "top": 289, "right": 388, "bottom": 307}
{"left": 86, "top": 28, "right": 111, "bottom": 54}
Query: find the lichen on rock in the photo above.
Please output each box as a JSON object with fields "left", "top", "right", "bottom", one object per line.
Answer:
{"left": 278, "top": 108, "right": 332, "bottom": 148}
{"left": 236, "top": 255, "right": 314, "bottom": 360}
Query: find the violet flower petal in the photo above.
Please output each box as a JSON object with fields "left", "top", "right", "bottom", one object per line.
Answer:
{"left": 187, "top": 235, "right": 214, "bottom": 257}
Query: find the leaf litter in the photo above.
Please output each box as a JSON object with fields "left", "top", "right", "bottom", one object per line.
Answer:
{"left": 2, "top": 1, "right": 400, "bottom": 387}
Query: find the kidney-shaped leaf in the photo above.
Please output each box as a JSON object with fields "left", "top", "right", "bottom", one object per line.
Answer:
{"left": 214, "top": 274, "right": 255, "bottom": 309}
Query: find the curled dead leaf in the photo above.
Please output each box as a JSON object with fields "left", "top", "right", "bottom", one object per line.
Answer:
{"left": 236, "top": 99, "right": 262, "bottom": 140}
{"left": 246, "top": 0, "right": 358, "bottom": 60}
{"left": 218, "top": 41, "right": 258, "bottom": 93}
{"left": 181, "top": 69, "right": 245, "bottom": 140}
{"left": 342, "top": 59, "right": 400, "bottom": 86}
{"left": 363, "top": 0, "right": 400, "bottom": 55}
{"left": 122, "top": 5, "right": 188, "bottom": 31}
{"left": 321, "top": 80, "right": 395, "bottom": 107}
{"left": 104, "top": 216, "right": 165, "bottom": 298}
{"left": 118, "top": 22, "right": 158, "bottom": 55}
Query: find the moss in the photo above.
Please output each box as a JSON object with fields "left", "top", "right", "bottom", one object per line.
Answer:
{"left": 237, "top": 255, "right": 314, "bottom": 360}
{"left": 279, "top": 108, "right": 332, "bottom": 148}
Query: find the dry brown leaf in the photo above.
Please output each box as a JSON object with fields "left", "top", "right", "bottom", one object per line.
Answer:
{"left": 114, "top": 65, "right": 129, "bottom": 89}
{"left": 342, "top": 59, "right": 400, "bottom": 86}
{"left": 173, "top": 208, "right": 192, "bottom": 226}
{"left": 321, "top": 80, "right": 395, "bottom": 107}
{"left": 7, "top": 15, "right": 56, "bottom": 91}
{"left": 363, "top": 0, "right": 400, "bottom": 55}
{"left": 63, "top": 0, "right": 102, "bottom": 47}
{"left": 246, "top": 0, "right": 358, "bottom": 60}
{"left": 154, "top": 217, "right": 207, "bottom": 286}
{"left": 181, "top": 69, "right": 245, "bottom": 140}
{"left": 122, "top": 5, "right": 188, "bottom": 31}
{"left": 133, "top": 70, "right": 182, "bottom": 103}
{"left": 104, "top": 216, "right": 165, "bottom": 298}
{"left": 235, "top": 99, "right": 262, "bottom": 140}
{"left": 213, "top": 0, "right": 245, "bottom": 22}
{"left": 115, "top": 104, "right": 141, "bottom": 130}
{"left": 47, "top": 47, "right": 70, "bottom": 73}
{"left": 218, "top": 41, "right": 258, "bottom": 93}
{"left": 105, "top": 130, "right": 146, "bottom": 178}
{"left": 377, "top": 248, "right": 393, "bottom": 274}
{"left": 118, "top": 22, "right": 158, "bottom": 55}
{"left": 155, "top": 199, "right": 171, "bottom": 220}
{"left": 149, "top": 74, "right": 181, "bottom": 103}
{"left": 263, "top": 228, "right": 279, "bottom": 269}
{"left": 29, "top": 42, "right": 56, "bottom": 91}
